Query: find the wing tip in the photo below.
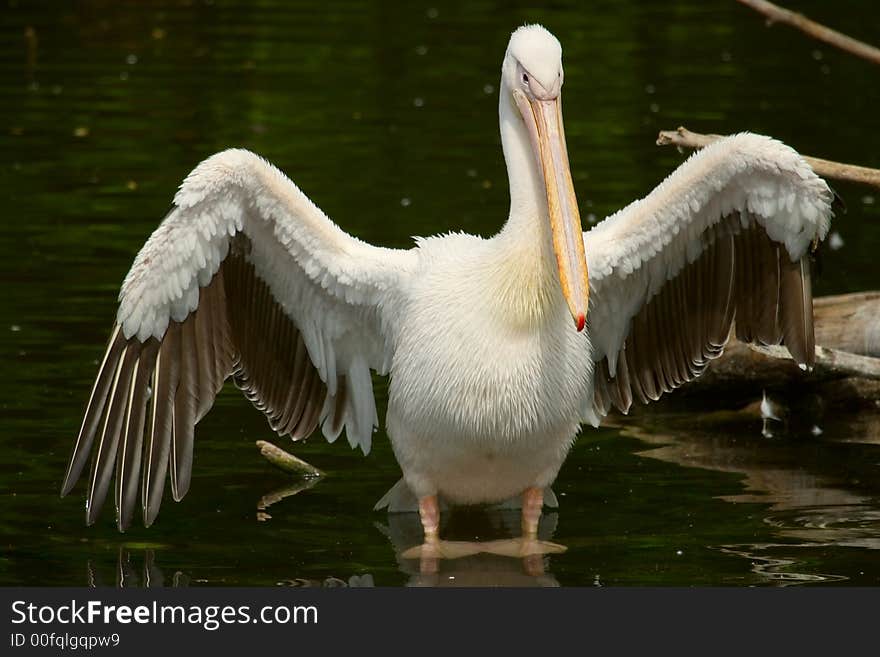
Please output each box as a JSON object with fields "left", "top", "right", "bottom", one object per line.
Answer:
{"left": 59, "top": 479, "right": 75, "bottom": 498}
{"left": 143, "top": 503, "right": 159, "bottom": 528}
{"left": 170, "top": 478, "right": 190, "bottom": 503}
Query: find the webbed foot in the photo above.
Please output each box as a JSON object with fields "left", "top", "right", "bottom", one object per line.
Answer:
{"left": 481, "top": 537, "right": 567, "bottom": 557}
{"left": 400, "top": 540, "right": 483, "bottom": 561}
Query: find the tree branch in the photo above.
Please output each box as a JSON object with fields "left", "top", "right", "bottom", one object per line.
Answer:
{"left": 657, "top": 126, "right": 880, "bottom": 189}
{"left": 737, "top": 0, "right": 880, "bottom": 66}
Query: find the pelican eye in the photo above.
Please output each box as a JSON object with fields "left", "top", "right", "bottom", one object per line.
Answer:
{"left": 522, "top": 72, "right": 529, "bottom": 83}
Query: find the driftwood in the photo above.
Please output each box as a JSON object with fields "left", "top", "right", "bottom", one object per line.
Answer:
{"left": 737, "top": 0, "right": 880, "bottom": 67}
{"left": 679, "top": 293, "right": 880, "bottom": 406}
{"left": 657, "top": 126, "right": 880, "bottom": 190}
{"left": 254, "top": 440, "right": 324, "bottom": 520}
{"left": 255, "top": 440, "right": 324, "bottom": 477}
{"left": 815, "top": 292, "right": 880, "bottom": 356}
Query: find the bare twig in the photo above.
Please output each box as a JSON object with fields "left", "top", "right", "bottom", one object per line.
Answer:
{"left": 657, "top": 126, "right": 880, "bottom": 189}
{"left": 737, "top": 0, "right": 880, "bottom": 66}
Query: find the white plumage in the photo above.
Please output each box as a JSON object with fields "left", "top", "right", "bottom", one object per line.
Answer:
{"left": 117, "top": 149, "right": 416, "bottom": 454}
{"left": 585, "top": 132, "right": 831, "bottom": 423}
{"left": 63, "top": 25, "right": 832, "bottom": 549}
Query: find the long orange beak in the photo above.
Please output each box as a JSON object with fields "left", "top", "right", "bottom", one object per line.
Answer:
{"left": 514, "top": 89, "right": 589, "bottom": 331}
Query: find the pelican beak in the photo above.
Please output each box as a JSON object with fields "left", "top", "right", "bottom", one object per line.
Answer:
{"left": 514, "top": 88, "right": 589, "bottom": 332}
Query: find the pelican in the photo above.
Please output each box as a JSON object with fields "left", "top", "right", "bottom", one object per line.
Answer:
{"left": 61, "top": 25, "right": 832, "bottom": 557}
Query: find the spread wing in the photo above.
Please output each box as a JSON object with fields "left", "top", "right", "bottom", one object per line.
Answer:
{"left": 583, "top": 133, "right": 833, "bottom": 425}
{"left": 61, "top": 149, "right": 417, "bottom": 529}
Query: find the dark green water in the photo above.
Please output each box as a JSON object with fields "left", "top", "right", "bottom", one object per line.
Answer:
{"left": 2, "top": 0, "right": 880, "bottom": 586}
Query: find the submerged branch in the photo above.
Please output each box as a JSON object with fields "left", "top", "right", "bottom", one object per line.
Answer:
{"left": 737, "top": 0, "right": 880, "bottom": 66}
{"left": 657, "top": 126, "right": 880, "bottom": 189}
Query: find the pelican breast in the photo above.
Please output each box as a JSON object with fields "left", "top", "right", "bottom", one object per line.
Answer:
{"left": 387, "top": 232, "right": 593, "bottom": 446}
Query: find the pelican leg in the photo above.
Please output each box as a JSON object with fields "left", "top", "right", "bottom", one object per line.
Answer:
{"left": 483, "top": 487, "right": 568, "bottom": 558}
{"left": 400, "top": 495, "right": 481, "bottom": 569}
{"left": 522, "top": 486, "right": 544, "bottom": 537}
{"left": 420, "top": 494, "right": 440, "bottom": 540}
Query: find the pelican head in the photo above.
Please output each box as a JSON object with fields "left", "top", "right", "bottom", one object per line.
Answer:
{"left": 502, "top": 25, "right": 589, "bottom": 332}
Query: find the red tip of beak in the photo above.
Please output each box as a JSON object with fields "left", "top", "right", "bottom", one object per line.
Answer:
{"left": 576, "top": 314, "right": 586, "bottom": 332}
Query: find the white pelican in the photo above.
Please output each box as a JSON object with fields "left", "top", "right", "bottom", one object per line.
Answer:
{"left": 62, "top": 25, "right": 832, "bottom": 557}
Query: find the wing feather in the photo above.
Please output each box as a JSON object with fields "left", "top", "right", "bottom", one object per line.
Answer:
{"left": 115, "top": 339, "right": 158, "bottom": 531}
{"left": 63, "top": 149, "right": 415, "bottom": 529}
{"left": 780, "top": 255, "right": 814, "bottom": 365}
{"left": 61, "top": 325, "right": 126, "bottom": 496}
{"left": 85, "top": 342, "right": 139, "bottom": 525}
{"left": 584, "top": 133, "right": 832, "bottom": 422}
{"left": 170, "top": 318, "right": 198, "bottom": 502}
{"left": 143, "top": 323, "right": 180, "bottom": 527}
